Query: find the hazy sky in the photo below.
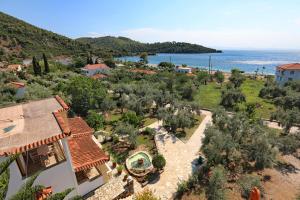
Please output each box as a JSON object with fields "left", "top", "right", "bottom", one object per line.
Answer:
{"left": 1, "top": 0, "right": 300, "bottom": 50}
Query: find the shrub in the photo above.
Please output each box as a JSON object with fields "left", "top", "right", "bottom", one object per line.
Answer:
{"left": 86, "top": 110, "right": 104, "bottom": 130}
{"left": 176, "top": 180, "right": 188, "bottom": 197}
{"left": 152, "top": 154, "right": 166, "bottom": 170}
{"left": 134, "top": 189, "right": 159, "bottom": 200}
{"left": 121, "top": 111, "right": 142, "bottom": 127}
{"left": 206, "top": 166, "right": 227, "bottom": 200}
{"left": 238, "top": 175, "right": 263, "bottom": 199}
{"left": 144, "top": 127, "right": 156, "bottom": 136}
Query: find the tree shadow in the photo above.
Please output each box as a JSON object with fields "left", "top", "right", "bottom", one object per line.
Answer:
{"left": 275, "top": 161, "right": 299, "bottom": 175}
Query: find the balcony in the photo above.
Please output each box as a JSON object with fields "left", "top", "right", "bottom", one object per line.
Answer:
{"left": 16, "top": 141, "right": 66, "bottom": 177}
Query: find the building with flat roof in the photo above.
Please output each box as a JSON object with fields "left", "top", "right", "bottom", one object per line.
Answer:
{"left": 175, "top": 66, "right": 193, "bottom": 74}
{"left": 0, "top": 96, "right": 112, "bottom": 199}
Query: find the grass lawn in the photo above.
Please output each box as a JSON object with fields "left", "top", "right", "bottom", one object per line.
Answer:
{"left": 195, "top": 82, "right": 223, "bottom": 110}
{"left": 239, "top": 79, "right": 276, "bottom": 119}
{"left": 195, "top": 79, "right": 276, "bottom": 119}
{"left": 175, "top": 114, "right": 205, "bottom": 142}
{"left": 106, "top": 113, "right": 122, "bottom": 122}
{"left": 136, "top": 134, "right": 156, "bottom": 152}
{"left": 142, "top": 117, "right": 158, "bottom": 127}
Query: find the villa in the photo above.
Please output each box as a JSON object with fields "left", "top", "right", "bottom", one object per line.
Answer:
{"left": 275, "top": 63, "right": 300, "bottom": 85}
{"left": 175, "top": 65, "right": 193, "bottom": 74}
{"left": 81, "top": 63, "right": 110, "bottom": 77}
{"left": 0, "top": 96, "right": 112, "bottom": 199}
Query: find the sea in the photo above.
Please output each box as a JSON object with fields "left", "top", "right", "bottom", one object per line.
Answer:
{"left": 118, "top": 50, "right": 300, "bottom": 75}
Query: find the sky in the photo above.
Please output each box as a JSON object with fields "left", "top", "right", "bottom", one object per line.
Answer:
{"left": 1, "top": 0, "right": 300, "bottom": 50}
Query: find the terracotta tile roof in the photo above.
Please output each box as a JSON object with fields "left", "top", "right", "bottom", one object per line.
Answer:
{"left": 83, "top": 64, "right": 110, "bottom": 70}
{"left": 54, "top": 95, "right": 69, "bottom": 110}
{"left": 7, "top": 64, "right": 22, "bottom": 72}
{"left": 68, "top": 117, "right": 94, "bottom": 137}
{"left": 53, "top": 109, "right": 71, "bottom": 135}
{"left": 130, "top": 69, "right": 157, "bottom": 75}
{"left": 91, "top": 73, "right": 108, "bottom": 79}
{"left": 277, "top": 63, "right": 300, "bottom": 71}
{"left": 9, "top": 82, "right": 25, "bottom": 88}
{"left": 68, "top": 135, "right": 109, "bottom": 172}
{"left": 67, "top": 117, "right": 109, "bottom": 172}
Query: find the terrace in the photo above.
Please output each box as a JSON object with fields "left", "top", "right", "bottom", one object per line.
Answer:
{"left": 16, "top": 141, "right": 66, "bottom": 177}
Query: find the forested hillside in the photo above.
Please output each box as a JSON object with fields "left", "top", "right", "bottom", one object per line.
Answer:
{"left": 77, "top": 36, "right": 221, "bottom": 56}
{"left": 0, "top": 11, "right": 220, "bottom": 62}
{"left": 0, "top": 11, "right": 90, "bottom": 61}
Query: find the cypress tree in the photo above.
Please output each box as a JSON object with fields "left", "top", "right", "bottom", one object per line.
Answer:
{"left": 43, "top": 53, "right": 50, "bottom": 73}
{"left": 36, "top": 61, "right": 42, "bottom": 75}
{"left": 32, "top": 56, "right": 38, "bottom": 75}
{"left": 86, "top": 54, "right": 90, "bottom": 65}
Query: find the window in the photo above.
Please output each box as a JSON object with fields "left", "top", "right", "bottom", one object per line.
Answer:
{"left": 290, "top": 71, "right": 295, "bottom": 75}
{"left": 288, "top": 78, "right": 293, "bottom": 81}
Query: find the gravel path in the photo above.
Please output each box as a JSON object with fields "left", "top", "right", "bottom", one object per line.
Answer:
{"left": 145, "top": 110, "right": 212, "bottom": 199}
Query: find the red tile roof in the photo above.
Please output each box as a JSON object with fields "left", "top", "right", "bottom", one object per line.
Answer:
{"left": 54, "top": 95, "right": 69, "bottom": 110}
{"left": 83, "top": 64, "right": 110, "bottom": 70}
{"left": 130, "top": 69, "right": 157, "bottom": 75}
{"left": 67, "top": 117, "right": 109, "bottom": 172}
{"left": 10, "top": 82, "right": 25, "bottom": 88}
{"left": 277, "top": 63, "right": 300, "bottom": 71}
{"left": 53, "top": 109, "right": 71, "bottom": 135}
{"left": 7, "top": 64, "right": 22, "bottom": 71}
{"left": 91, "top": 73, "right": 108, "bottom": 79}
{"left": 68, "top": 117, "right": 94, "bottom": 137}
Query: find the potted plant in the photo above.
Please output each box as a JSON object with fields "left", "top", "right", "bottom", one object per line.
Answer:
{"left": 112, "top": 159, "right": 117, "bottom": 168}
{"left": 117, "top": 165, "right": 123, "bottom": 175}
{"left": 152, "top": 154, "right": 166, "bottom": 173}
{"left": 123, "top": 174, "right": 128, "bottom": 182}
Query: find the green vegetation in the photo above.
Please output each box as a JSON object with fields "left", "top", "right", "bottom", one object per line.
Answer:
{"left": 195, "top": 79, "right": 276, "bottom": 118}
{"left": 134, "top": 189, "right": 159, "bottom": 200}
{"left": 260, "top": 80, "right": 300, "bottom": 132}
{"left": 77, "top": 36, "right": 221, "bottom": 56}
{"left": 86, "top": 110, "right": 105, "bottom": 130}
{"left": 0, "top": 11, "right": 90, "bottom": 61}
{"left": 152, "top": 154, "right": 166, "bottom": 170}
{"left": 207, "top": 166, "right": 227, "bottom": 200}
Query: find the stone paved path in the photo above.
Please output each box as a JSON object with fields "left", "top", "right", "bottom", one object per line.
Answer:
{"left": 145, "top": 110, "right": 212, "bottom": 199}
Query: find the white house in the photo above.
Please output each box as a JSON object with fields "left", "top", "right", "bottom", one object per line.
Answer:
{"left": 0, "top": 96, "right": 112, "bottom": 199}
{"left": 81, "top": 64, "right": 110, "bottom": 77}
{"left": 175, "top": 66, "right": 193, "bottom": 74}
{"left": 275, "top": 63, "right": 300, "bottom": 85}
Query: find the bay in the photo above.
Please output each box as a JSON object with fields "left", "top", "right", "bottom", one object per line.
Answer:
{"left": 118, "top": 50, "right": 300, "bottom": 74}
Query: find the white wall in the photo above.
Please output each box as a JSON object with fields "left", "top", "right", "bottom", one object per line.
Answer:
{"left": 77, "top": 176, "right": 105, "bottom": 196}
{"left": 81, "top": 68, "right": 109, "bottom": 76}
{"left": 276, "top": 69, "right": 300, "bottom": 85}
{"left": 3, "top": 160, "right": 77, "bottom": 200}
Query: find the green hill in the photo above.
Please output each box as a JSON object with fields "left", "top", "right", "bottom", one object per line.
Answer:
{"left": 0, "top": 11, "right": 90, "bottom": 61}
{"left": 0, "top": 11, "right": 221, "bottom": 62}
{"left": 77, "top": 36, "right": 221, "bottom": 56}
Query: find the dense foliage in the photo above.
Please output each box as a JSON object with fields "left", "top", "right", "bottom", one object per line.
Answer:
{"left": 152, "top": 154, "right": 166, "bottom": 170}
{"left": 259, "top": 80, "right": 300, "bottom": 132}
{"left": 203, "top": 108, "right": 278, "bottom": 172}
{"left": 77, "top": 36, "right": 221, "bottom": 56}
{"left": 0, "top": 12, "right": 90, "bottom": 61}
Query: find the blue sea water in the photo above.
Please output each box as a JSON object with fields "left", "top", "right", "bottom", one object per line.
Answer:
{"left": 118, "top": 50, "right": 300, "bottom": 74}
